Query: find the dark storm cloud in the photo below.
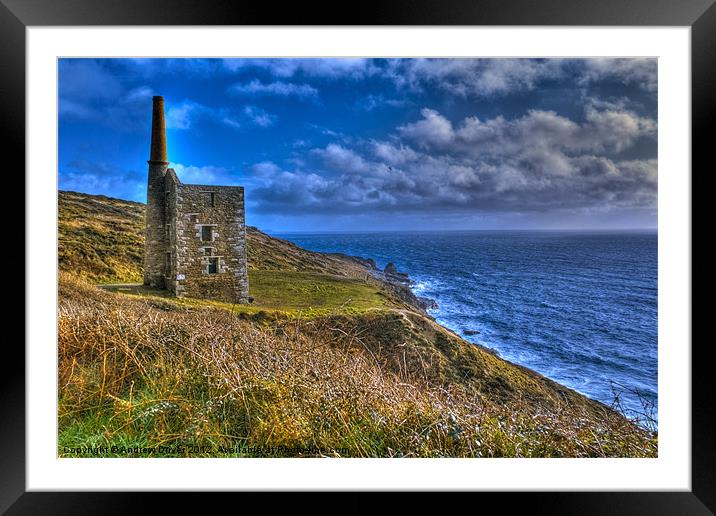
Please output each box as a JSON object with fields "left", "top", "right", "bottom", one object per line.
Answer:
{"left": 248, "top": 104, "right": 657, "bottom": 216}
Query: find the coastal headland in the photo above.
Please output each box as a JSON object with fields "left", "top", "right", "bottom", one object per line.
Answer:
{"left": 57, "top": 190, "right": 657, "bottom": 457}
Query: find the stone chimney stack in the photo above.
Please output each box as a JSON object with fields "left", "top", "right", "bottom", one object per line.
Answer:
{"left": 144, "top": 96, "right": 170, "bottom": 288}
{"left": 149, "top": 96, "right": 168, "bottom": 163}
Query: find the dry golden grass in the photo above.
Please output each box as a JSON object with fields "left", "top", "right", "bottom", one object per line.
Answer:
{"left": 58, "top": 273, "right": 657, "bottom": 458}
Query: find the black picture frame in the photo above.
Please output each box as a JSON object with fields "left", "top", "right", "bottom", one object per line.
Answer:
{"left": 4, "top": 0, "right": 713, "bottom": 513}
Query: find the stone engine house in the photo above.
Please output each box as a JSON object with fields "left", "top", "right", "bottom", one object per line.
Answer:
{"left": 143, "top": 96, "right": 249, "bottom": 303}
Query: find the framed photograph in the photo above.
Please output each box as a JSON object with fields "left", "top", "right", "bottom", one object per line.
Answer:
{"left": 7, "top": 0, "right": 713, "bottom": 512}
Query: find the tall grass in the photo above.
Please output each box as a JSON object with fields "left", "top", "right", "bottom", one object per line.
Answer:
{"left": 58, "top": 273, "right": 657, "bottom": 458}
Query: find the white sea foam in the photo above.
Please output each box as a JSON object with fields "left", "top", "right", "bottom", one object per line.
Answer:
{"left": 410, "top": 276, "right": 441, "bottom": 295}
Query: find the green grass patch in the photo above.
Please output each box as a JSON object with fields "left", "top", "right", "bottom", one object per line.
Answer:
{"left": 248, "top": 270, "right": 389, "bottom": 314}
{"left": 101, "top": 270, "right": 392, "bottom": 318}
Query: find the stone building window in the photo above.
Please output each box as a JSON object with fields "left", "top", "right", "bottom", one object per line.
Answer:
{"left": 201, "top": 225, "right": 213, "bottom": 241}
{"left": 208, "top": 257, "right": 219, "bottom": 274}
{"left": 209, "top": 192, "right": 215, "bottom": 207}
{"left": 165, "top": 252, "right": 171, "bottom": 274}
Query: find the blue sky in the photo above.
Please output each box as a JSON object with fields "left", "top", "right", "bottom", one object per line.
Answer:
{"left": 58, "top": 58, "right": 657, "bottom": 231}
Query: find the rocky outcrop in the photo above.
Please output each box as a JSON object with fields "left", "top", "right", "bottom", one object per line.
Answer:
{"left": 418, "top": 296, "right": 439, "bottom": 310}
{"left": 329, "top": 253, "right": 378, "bottom": 271}
{"left": 357, "top": 261, "right": 439, "bottom": 313}
{"left": 384, "top": 262, "right": 410, "bottom": 284}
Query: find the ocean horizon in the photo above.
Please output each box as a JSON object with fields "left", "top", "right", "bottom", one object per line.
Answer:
{"left": 277, "top": 229, "right": 658, "bottom": 424}
{"left": 269, "top": 228, "right": 657, "bottom": 235}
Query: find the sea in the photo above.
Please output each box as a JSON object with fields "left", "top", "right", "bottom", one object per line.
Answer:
{"left": 276, "top": 230, "right": 658, "bottom": 423}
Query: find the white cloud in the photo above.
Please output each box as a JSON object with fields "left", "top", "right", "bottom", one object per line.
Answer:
{"left": 291, "top": 139, "right": 311, "bottom": 148}
{"left": 250, "top": 161, "right": 284, "bottom": 177}
{"left": 229, "top": 79, "right": 318, "bottom": 99}
{"left": 398, "top": 108, "right": 455, "bottom": 147}
{"left": 582, "top": 108, "right": 657, "bottom": 152}
{"left": 312, "top": 143, "right": 370, "bottom": 174}
{"left": 125, "top": 86, "right": 154, "bottom": 102}
{"left": 356, "top": 94, "right": 409, "bottom": 111}
{"left": 170, "top": 163, "right": 237, "bottom": 185}
{"left": 372, "top": 142, "right": 420, "bottom": 165}
{"left": 243, "top": 105, "right": 277, "bottom": 127}
{"left": 222, "top": 117, "right": 242, "bottom": 129}
{"left": 58, "top": 99, "right": 96, "bottom": 119}
{"left": 385, "top": 58, "right": 565, "bottom": 97}
{"left": 164, "top": 99, "right": 277, "bottom": 130}
{"left": 250, "top": 105, "right": 657, "bottom": 216}
{"left": 222, "top": 58, "right": 377, "bottom": 79}
{"left": 251, "top": 150, "right": 658, "bottom": 215}
{"left": 382, "top": 58, "right": 657, "bottom": 98}
{"left": 580, "top": 58, "right": 658, "bottom": 92}
{"left": 399, "top": 107, "right": 656, "bottom": 157}
{"left": 166, "top": 100, "right": 203, "bottom": 130}
{"left": 617, "top": 159, "right": 658, "bottom": 185}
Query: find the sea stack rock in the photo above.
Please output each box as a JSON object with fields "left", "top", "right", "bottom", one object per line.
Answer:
{"left": 384, "top": 262, "right": 410, "bottom": 284}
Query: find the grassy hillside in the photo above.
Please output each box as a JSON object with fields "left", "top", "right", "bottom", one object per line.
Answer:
{"left": 59, "top": 191, "right": 145, "bottom": 283}
{"left": 59, "top": 190, "right": 371, "bottom": 283}
{"left": 59, "top": 274, "right": 656, "bottom": 458}
{"left": 56, "top": 190, "right": 657, "bottom": 457}
{"left": 245, "top": 223, "right": 374, "bottom": 276}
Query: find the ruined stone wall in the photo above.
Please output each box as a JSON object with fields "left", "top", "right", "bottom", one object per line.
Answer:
{"left": 143, "top": 162, "right": 168, "bottom": 288}
{"left": 164, "top": 169, "right": 180, "bottom": 293}
{"left": 172, "top": 184, "right": 249, "bottom": 303}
